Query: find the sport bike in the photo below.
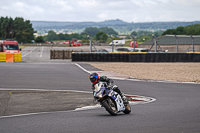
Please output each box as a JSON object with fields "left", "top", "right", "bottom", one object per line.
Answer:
{"left": 93, "top": 82, "right": 131, "bottom": 116}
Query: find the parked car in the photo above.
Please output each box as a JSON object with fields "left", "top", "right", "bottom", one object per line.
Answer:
{"left": 116, "top": 47, "right": 134, "bottom": 52}
{"left": 97, "top": 48, "right": 117, "bottom": 53}
{"left": 116, "top": 47, "right": 149, "bottom": 52}
{"left": 129, "top": 48, "right": 149, "bottom": 52}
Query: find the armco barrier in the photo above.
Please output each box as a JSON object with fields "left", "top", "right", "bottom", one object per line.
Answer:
{"left": 71, "top": 52, "right": 200, "bottom": 62}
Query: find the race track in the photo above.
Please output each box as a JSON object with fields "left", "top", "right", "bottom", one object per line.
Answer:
{"left": 0, "top": 46, "right": 200, "bottom": 133}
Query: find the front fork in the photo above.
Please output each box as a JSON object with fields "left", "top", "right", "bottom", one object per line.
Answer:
{"left": 101, "top": 97, "right": 116, "bottom": 109}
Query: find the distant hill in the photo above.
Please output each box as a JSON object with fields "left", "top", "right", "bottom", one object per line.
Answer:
{"left": 31, "top": 19, "right": 200, "bottom": 35}
{"left": 31, "top": 19, "right": 128, "bottom": 27}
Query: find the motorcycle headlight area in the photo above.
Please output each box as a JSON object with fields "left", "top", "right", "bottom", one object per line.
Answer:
{"left": 96, "top": 92, "right": 103, "bottom": 98}
{"left": 95, "top": 90, "right": 104, "bottom": 98}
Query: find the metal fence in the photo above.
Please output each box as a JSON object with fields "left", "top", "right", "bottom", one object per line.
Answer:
{"left": 140, "top": 35, "right": 200, "bottom": 53}
{"left": 50, "top": 50, "right": 90, "bottom": 59}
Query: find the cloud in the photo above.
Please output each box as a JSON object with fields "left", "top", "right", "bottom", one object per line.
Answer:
{"left": 0, "top": 0, "right": 199, "bottom": 22}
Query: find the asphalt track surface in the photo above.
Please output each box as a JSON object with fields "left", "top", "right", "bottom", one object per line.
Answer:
{"left": 0, "top": 46, "right": 200, "bottom": 133}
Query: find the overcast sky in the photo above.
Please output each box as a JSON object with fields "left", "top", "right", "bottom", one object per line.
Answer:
{"left": 0, "top": 0, "right": 200, "bottom": 22}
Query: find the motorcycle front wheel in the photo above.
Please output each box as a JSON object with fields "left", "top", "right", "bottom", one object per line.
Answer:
{"left": 102, "top": 98, "right": 117, "bottom": 116}
{"left": 123, "top": 103, "right": 131, "bottom": 114}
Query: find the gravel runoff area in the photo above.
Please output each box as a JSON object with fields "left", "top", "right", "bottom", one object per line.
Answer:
{"left": 89, "top": 63, "right": 200, "bottom": 83}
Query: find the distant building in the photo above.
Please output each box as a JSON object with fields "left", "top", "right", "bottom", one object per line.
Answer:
{"left": 117, "top": 36, "right": 126, "bottom": 39}
{"left": 140, "top": 35, "right": 200, "bottom": 52}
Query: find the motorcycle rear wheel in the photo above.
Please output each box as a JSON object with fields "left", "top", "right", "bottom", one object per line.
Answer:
{"left": 102, "top": 98, "right": 117, "bottom": 116}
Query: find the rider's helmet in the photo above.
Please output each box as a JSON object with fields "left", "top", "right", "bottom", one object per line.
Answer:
{"left": 89, "top": 72, "right": 99, "bottom": 84}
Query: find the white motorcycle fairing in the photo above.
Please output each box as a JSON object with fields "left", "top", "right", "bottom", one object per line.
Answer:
{"left": 94, "top": 82, "right": 125, "bottom": 112}
{"left": 108, "top": 90, "right": 125, "bottom": 112}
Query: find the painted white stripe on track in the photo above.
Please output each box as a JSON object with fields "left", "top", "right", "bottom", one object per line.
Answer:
{"left": 74, "top": 63, "right": 91, "bottom": 74}
{"left": 40, "top": 47, "right": 44, "bottom": 57}
{"left": 0, "top": 88, "right": 92, "bottom": 94}
{"left": 22, "top": 47, "right": 36, "bottom": 57}
{"left": 0, "top": 109, "right": 78, "bottom": 119}
{"left": 74, "top": 63, "right": 128, "bottom": 80}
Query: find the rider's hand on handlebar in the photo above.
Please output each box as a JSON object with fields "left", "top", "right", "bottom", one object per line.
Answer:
{"left": 107, "top": 85, "right": 113, "bottom": 89}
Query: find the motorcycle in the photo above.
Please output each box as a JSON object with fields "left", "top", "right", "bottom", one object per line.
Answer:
{"left": 93, "top": 82, "right": 131, "bottom": 116}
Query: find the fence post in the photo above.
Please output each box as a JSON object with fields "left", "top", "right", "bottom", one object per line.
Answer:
{"left": 50, "top": 50, "right": 52, "bottom": 59}
{"left": 54, "top": 49, "right": 55, "bottom": 59}
{"left": 155, "top": 36, "right": 157, "bottom": 52}
{"left": 131, "top": 35, "right": 135, "bottom": 51}
{"left": 175, "top": 35, "right": 179, "bottom": 53}
{"left": 191, "top": 35, "right": 194, "bottom": 52}
{"left": 63, "top": 50, "right": 64, "bottom": 59}
{"left": 110, "top": 36, "right": 114, "bottom": 52}
{"left": 87, "top": 35, "right": 92, "bottom": 53}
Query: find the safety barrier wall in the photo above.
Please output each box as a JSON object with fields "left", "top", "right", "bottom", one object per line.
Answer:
{"left": 0, "top": 52, "right": 22, "bottom": 62}
{"left": 71, "top": 52, "right": 200, "bottom": 62}
{"left": 0, "top": 53, "right": 6, "bottom": 62}
{"left": 14, "top": 53, "right": 22, "bottom": 62}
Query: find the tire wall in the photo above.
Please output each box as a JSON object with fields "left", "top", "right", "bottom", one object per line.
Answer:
{"left": 71, "top": 52, "right": 200, "bottom": 62}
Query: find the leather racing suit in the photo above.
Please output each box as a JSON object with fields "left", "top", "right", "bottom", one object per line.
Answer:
{"left": 91, "top": 76, "right": 126, "bottom": 101}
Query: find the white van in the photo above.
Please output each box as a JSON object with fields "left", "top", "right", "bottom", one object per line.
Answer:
{"left": 109, "top": 40, "right": 125, "bottom": 46}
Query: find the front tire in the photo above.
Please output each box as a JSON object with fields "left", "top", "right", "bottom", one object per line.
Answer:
{"left": 102, "top": 98, "right": 117, "bottom": 116}
{"left": 123, "top": 103, "right": 131, "bottom": 114}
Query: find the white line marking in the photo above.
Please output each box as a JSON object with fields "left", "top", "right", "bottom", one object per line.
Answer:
{"left": 22, "top": 47, "right": 36, "bottom": 57}
{"left": 74, "top": 63, "right": 91, "bottom": 74}
{"left": 75, "top": 104, "right": 101, "bottom": 111}
{"left": 74, "top": 63, "right": 128, "bottom": 80}
{"left": 40, "top": 47, "right": 44, "bottom": 57}
{"left": 0, "top": 88, "right": 92, "bottom": 94}
{"left": 0, "top": 110, "right": 78, "bottom": 119}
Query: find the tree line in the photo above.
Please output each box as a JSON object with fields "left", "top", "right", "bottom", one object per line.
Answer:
{"left": 41, "top": 30, "right": 109, "bottom": 43}
{"left": 162, "top": 24, "right": 200, "bottom": 35}
{"left": 34, "top": 23, "right": 200, "bottom": 43}
{"left": 129, "top": 24, "right": 200, "bottom": 42}
{"left": 42, "top": 28, "right": 163, "bottom": 43}
{"left": 83, "top": 27, "right": 118, "bottom": 36}
{"left": 129, "top": 30, "right": 163, "bottom": 42}
{"left": 0, "top": 16, "right": 34, "bottom": 43}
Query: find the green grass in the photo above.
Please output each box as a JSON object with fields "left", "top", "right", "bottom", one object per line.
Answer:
{"left": 19, "top": 46, "right": 26, "bottom": 49}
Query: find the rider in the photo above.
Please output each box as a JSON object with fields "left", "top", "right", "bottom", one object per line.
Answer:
{"left": 89, "top": 72, "right": 128, "bottom": 104}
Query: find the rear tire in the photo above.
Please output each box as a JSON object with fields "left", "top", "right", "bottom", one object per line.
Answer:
{"left": 123, "top": 103, "right": 131, "bottom": 114}
{"left": 102, "top": 99, "right": 117, "bottom": 116}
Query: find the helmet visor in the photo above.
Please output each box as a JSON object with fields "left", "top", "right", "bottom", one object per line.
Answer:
{"left": 90, "top": 77, "right": 96, "bottom": 83}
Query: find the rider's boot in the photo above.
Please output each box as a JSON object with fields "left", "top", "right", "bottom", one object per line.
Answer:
{"left": 120, "top": 93, "right": 129, "bottom": 105}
